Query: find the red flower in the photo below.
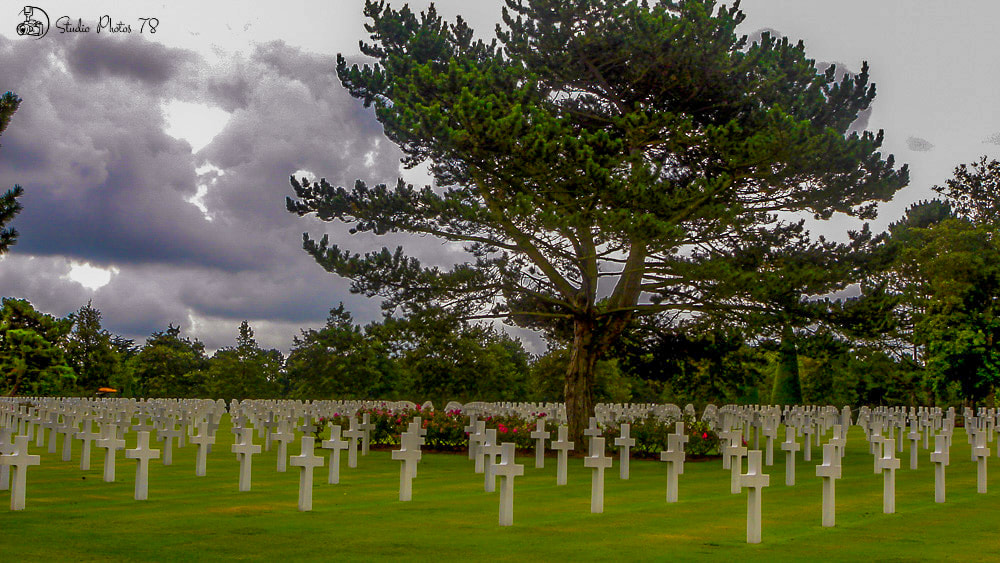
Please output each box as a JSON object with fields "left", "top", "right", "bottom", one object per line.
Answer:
{"left": 702, "top": 432, "right": 708, "bottom": 439}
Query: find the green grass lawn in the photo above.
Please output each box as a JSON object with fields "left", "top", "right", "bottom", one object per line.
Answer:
{"left": 2, "top": 419, "right": 999, "bottom": 561}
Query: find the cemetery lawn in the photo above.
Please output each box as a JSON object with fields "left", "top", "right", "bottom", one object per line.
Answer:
{"left": 3, "top": 421, "right": 999, "bottom": 561}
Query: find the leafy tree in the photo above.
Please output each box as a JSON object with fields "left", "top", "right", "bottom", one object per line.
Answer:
{"left": 202, "top": 321, "right": 283, "bottom": 400}
{"left": 902, "top": 218, "right": 1000, "bottom": 404}
{"left": 65, "top": 301, "right": 122, "bottom": 391}
{"left": 933, "top": 156, "right": 1000, "bottom": 224}
{"left": 0, "top": 298, "right": 76, "bottom": 395}
{"left": 610, "top": 314, "right": 767, "bottom": 407}
{"left": 380, "top": 307, "right": 532, "bottom": 405}
{"left": 128, "top": 325, "right": 208, "bottom": 398}
{"left": 286, "top": 304, "right": 399, "bottom": 399}
{"left": 530, "top": 347, "right": 632, "bottom": 403}
{"left": 0, "top": 91, "right": 25, "bottom": 254}
{"left": 288, "top": 0, "right": 906, "bottom": 440}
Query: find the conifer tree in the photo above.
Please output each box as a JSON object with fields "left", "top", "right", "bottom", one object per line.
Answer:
{"left": 288, "top": 0, "right": 907, "bottom": 440}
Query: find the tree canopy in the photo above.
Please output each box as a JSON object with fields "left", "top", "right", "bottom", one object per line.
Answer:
{"left": 287, "top": 0, "right": 907, "bottom": 439}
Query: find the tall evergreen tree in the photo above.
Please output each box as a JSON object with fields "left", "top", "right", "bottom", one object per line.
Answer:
{"left": 65, "top": 301, "right": 122, "bottom": 391}
{"left": 129, "top": 325, "right": 208, "bottom": 398}
{"left": 203, "top": 321, "right": 283, "bottom": 400}
{"left": 288, "top": 0, "right": 907, "bottom": 440}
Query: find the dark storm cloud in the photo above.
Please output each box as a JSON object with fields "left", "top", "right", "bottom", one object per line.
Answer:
{"left": 64, "top": 33, "right": 196, "bottom": 85}
{"left": 0, "top": 32, "right": 410, "bottom": 351}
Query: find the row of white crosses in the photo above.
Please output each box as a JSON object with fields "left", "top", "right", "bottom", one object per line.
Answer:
{"left": 0, "top": 397, "right": 992, "bottom": 538}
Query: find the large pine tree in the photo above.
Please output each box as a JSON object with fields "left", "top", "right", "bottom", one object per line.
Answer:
{"left": 287, "top": 0, "right": 907, "bottom": 441}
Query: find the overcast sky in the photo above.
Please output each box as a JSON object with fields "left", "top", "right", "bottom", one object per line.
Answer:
{"left": 0, "top": 0, "right": 998, "bottom": 355}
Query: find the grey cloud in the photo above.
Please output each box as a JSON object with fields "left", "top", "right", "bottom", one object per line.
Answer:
{"left": 64, "top": 33, "right": 196, "bottom": 86}
{"left": 906, "top": 136, "right": 934, "bottom": 152}
{"left": 0, "top": 33, "right": 406, "bottom": 353}
{"left": 0, "top": 255, "right": 91, "bottom": 317}
{"left": 984, "top": 132, "right": 1000, "bottom": 146}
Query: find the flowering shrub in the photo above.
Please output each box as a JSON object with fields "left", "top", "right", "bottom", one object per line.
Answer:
{"left": 597, "top": 414, "right": 719, "bottom": 458}
{"left": 315, "top": 408, "right": 719, "bottom": 456}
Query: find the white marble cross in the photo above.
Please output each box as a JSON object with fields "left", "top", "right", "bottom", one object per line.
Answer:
{"left": 59, "top": 416, "right": 77, "bottom": 462}
{"left": 494, "top": 442, "right": 524, "bottom": 526}
{"left": 231, "top": 428, "right": 262, "bottom": 492}
{"left": 762, "top": 419, "right": 777, "bottom": 466}
{"left": 406, "top": 418, "right": 428, "bottom": 477}
{"left": 718, "top": 429, "right": 740, "bottom": 470}
{"left": 40, "top": 412, "right": 58, "bottom": 452}
{"left": 801, "top": 419, "right": 813, "bottom": 462}
{"left": 930, "top": 433, "right": 949, "bottom": 503}
{"left": 321, "top": 424, "right": 349, "bottom": 485}
{"left": 815, "top": 443, "right": 841, "bottom": 527}
{"left": 551, "top": 424, "right": 574, "bottom": 486}
{"left": 189, "top": 422, "right": 215, "bottom": 477}
{"left": 780, "top": 426, "right": 800, "bottom": 486}
{"left": 583, "top": 437, "right": 613, "bottom": 513}
{"left": 615, "top": 423, "right": 636, "bottom": 480}
{"left": 471, "top": 421, "right": 487, "bottom": 474}
{"left": 343, "top": 418, "right": 365, "bottom": 469}
{"left": 290, "top": 436, "right": 325, "bottom": 511}
{"left": 0, "top": 435, "right": 41, "bottom": 510}
{"left": 673, "top": 422, "right": 689, "bottom": 475}
{"left": 973, "top": 430, "right": 990, "bottom": 494}
{"left": 907, "top": 419, "right": 920, "bottom": 470}
{"left": 464, "top": 415, "right": 479, "bottom": 461}
{"left": 96, "top": 423, "right": 126, "bottom": 483}
{"left": 660, "top": 433, "right": 685, "bottom": 503}
{"left": 359, "top": 412, "right": 374, "bottom": 456}
{"left": 481, "top": 429, "right": 502, "bottom": 493}
{"left": 828, "top": 424, "right": 846, "bottom": 462}
{"left": 729, "top": 436, "right": 748, "bottom": 494}
{"left": 125, "top": 431, "right": 161, "bottom": 501}
{"left": 0, "top": 428, "right": 12, "bottom": 491}
{"left": 74, "top": 420, "right": 101, "bottom": 471}
{"left": 529, "top": 418, "right": 549, "bottom": 469}
{"left": 260, "top": 413, "right": 278, "bottom": 452}
{"left": 875, "top": 436, "right": 900, "bottom": 513}
{"left": 157, "top": 424, "right": 182, "bottom": 466}
{"left": 271, "top": 423, "right": 294, "bottom": 473}
{"left": 392, "top": 431, "right": 422, "bottom": 502}
{"left": 739, "top": 450, "right": 770, "bottom": 544}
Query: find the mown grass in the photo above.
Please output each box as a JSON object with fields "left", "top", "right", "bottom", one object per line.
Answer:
{"left": 2, "top": 419, "right": 998, "bottom": 561}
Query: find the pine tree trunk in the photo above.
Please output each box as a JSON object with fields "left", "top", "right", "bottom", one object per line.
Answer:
{"left": 771, "top": 324, "right": 802, "bottom": 405}
{"left": 565, "top": 318, "right": 600, "bottom": 450}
